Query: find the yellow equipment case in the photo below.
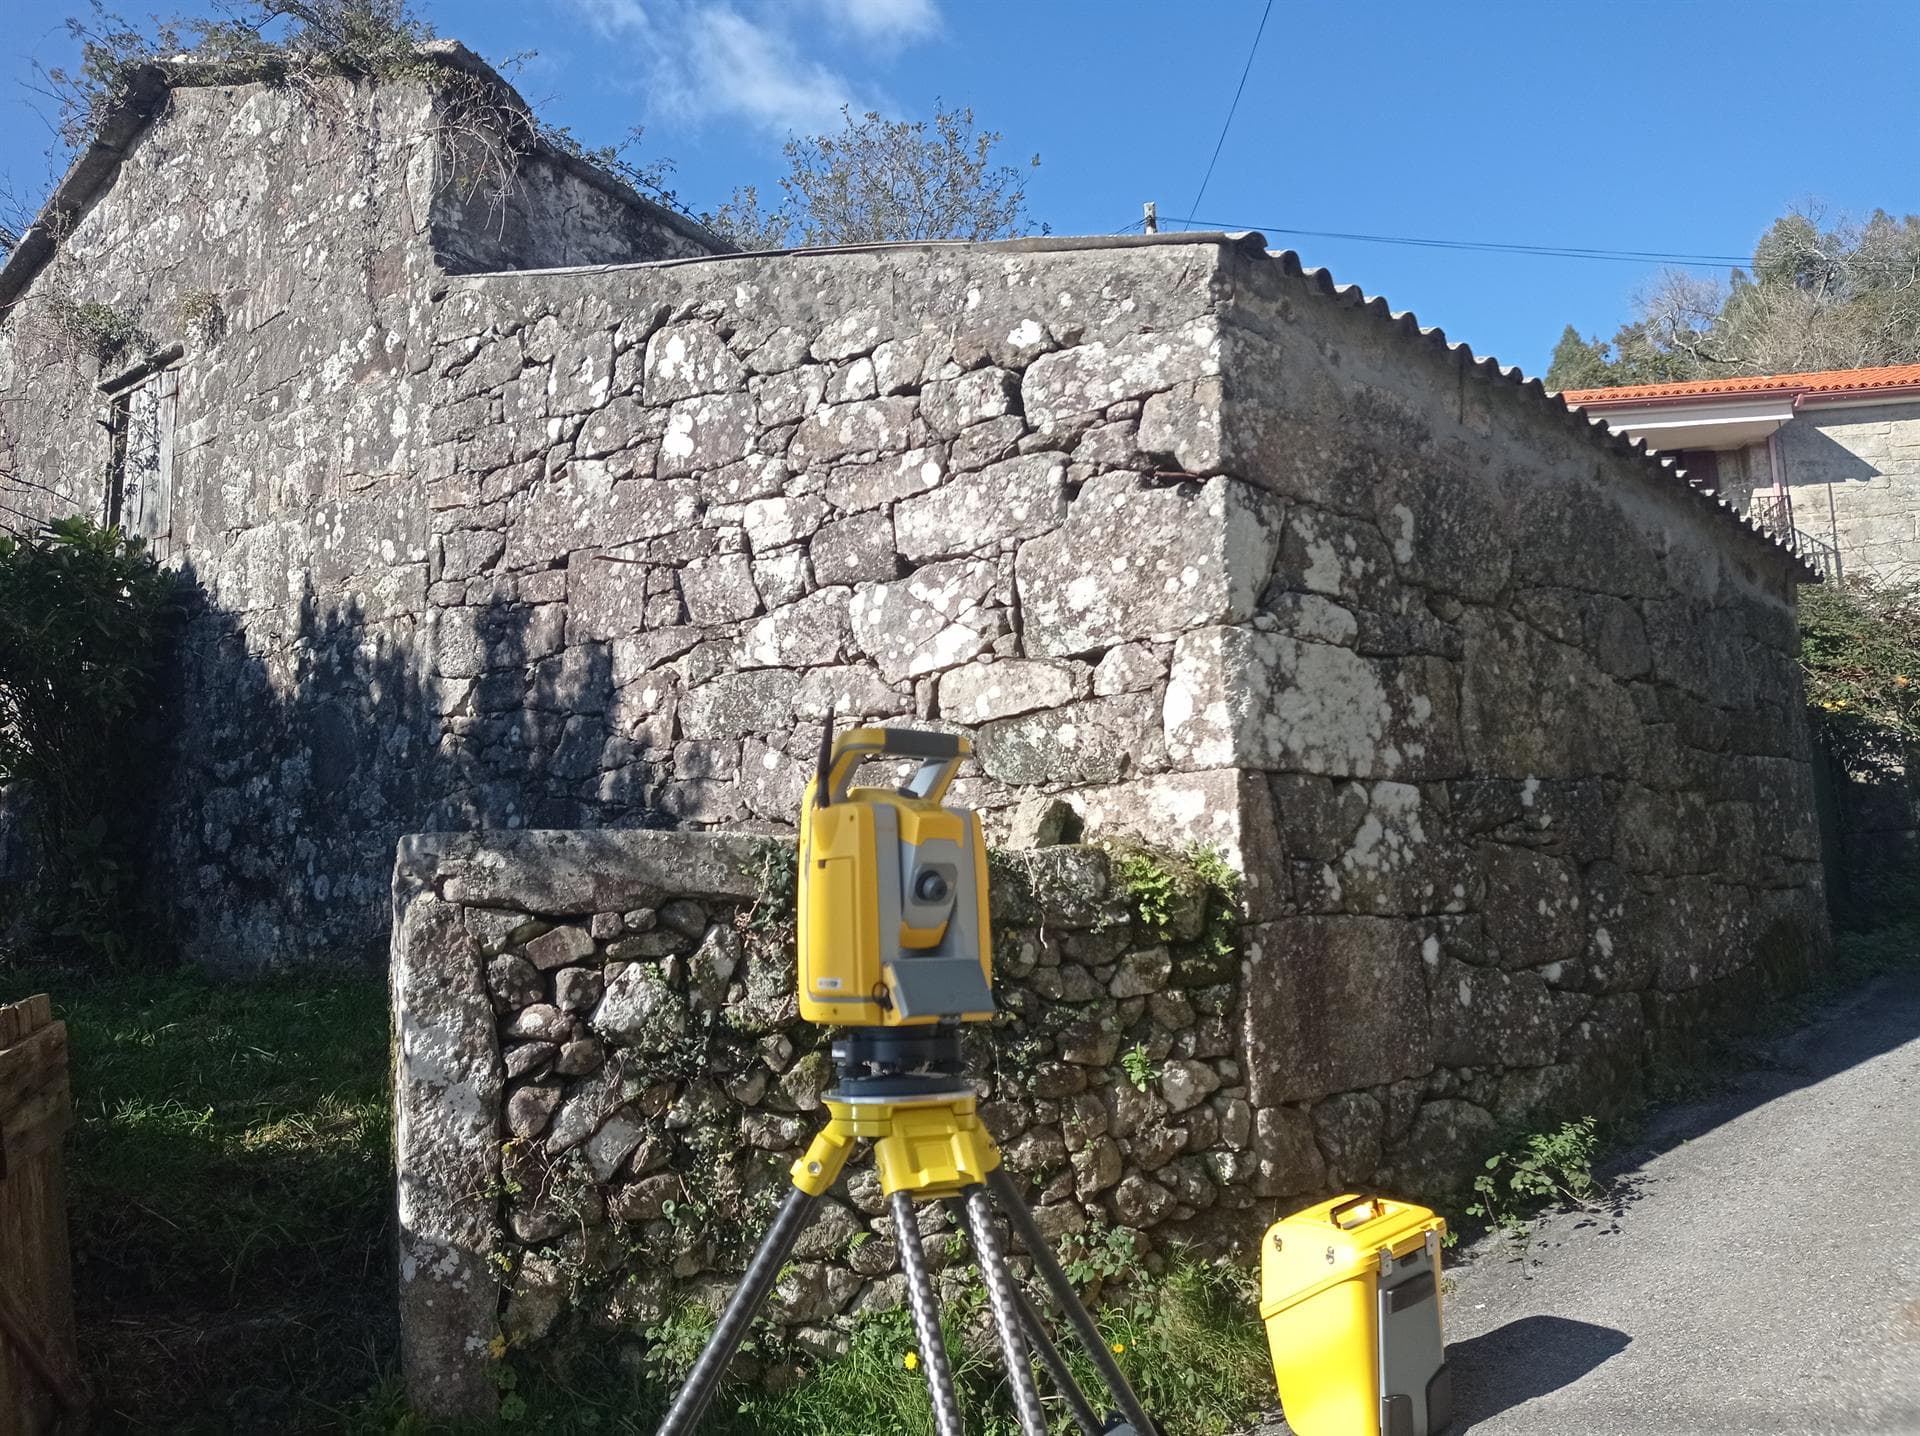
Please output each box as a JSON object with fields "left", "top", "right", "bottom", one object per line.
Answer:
{"left": 1260, "top": 1195, "right": 1451, "bottom": 1436}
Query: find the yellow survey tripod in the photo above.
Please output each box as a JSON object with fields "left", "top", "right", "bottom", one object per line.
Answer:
{"left": 652, "top": 723, "right": 1157, "bottom": 1436}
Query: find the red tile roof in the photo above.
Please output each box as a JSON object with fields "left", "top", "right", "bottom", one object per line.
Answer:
{"left": 1562, "top": 362, "right": 1920, "bottom": 406}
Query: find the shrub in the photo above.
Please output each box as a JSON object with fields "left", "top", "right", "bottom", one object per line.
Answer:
{"left": 1799, "top": 579, "right": 1920, "bottom": 927}
{"left": 0, "top": 515, "right": 177, "bottom": 959}
{"left": 1799, "top": 578, "right": 1920, "bottom": 764}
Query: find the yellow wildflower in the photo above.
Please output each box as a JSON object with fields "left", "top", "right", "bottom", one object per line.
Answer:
{"left": 1110, "top": 1341, "right": 1126, "bottom": 1354}
{"left": 903, "top": 1351, "right": 919, "bottom": 1371}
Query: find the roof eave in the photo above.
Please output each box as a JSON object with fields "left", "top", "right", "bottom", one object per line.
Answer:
{"left": 1261, "top": 250, "right": 1818, "bottom": 585}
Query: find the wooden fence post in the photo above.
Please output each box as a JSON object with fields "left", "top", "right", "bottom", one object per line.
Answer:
{"left": 0, "top": 993, "right": 84, "bottom": 1432}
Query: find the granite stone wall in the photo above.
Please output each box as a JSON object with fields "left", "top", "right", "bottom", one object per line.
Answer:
{"left": 1195, "top": 250, "right": 1830, "bottom": 1163}
{"left": 391, "top": 829, "right": 1270, "bottom": 1416}
{"left": 1779, "top": 400, "right": 1920, "bottom": 584}
{"left": 415, "top": 237, "right": 1266, "bottom": 867}
{"left": 0, "top": 59, "right": 719, "bottom": 965}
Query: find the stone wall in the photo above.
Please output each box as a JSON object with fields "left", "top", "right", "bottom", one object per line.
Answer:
{"left": 1780, "top": 400, "right": 1920, "bottom": 583}
{"left": 0, "top": 58, "right": 719, "bottom": 964}
{"left": 392, "top": 829, "right": 1270, "bottom": 1416}
{"left": 1199, "top": 251, "right": 1828, "bottom": 1148}
{"left": 415, "top": 235, "right": 1264, "bottom": 868}
{"left": 2, "top": 55, "right": 1829, "bottom": 993}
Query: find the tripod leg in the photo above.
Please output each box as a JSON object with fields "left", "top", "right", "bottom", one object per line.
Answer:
{"left": 891, "top": 1191, "right": 966, "bottom": 1436}
{"left": 987, "top": 1166, "right": 1160, "bottom": 1436}
{"left": 944, "top": 1198, "right": 1105, "bottom": 1436}
{"left": 964, "top": 1187, "right": 1048, "bottom": 1436}
{"left": 1011, "top": 1277, "right": 1107, "bottom": 1436}
{"left": 653, "top": 1185, "right": 821, "bottom": 1436}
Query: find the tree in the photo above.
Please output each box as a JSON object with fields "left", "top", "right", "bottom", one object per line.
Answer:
{"left": 1548, "top": 205, "right": 1920, "bottom": 388}
{"left": 1545, "top": 325, "right": 1615, "bottom": 390}
{"left": 704, "top": 102, "right": 1042, "bottom": 250}
{"left": 0, "top": 515, "right": 177, "bottom": 960}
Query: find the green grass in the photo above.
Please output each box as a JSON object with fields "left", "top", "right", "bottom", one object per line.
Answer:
{"left": 5, "top": 956, "right": 1272, "bottom": 1436}
{"left": 376, "top": 1261, "right": 1273, "bottom": 1436}
{"left": 1, "top": 960, "right": 393, "bottom": 1432}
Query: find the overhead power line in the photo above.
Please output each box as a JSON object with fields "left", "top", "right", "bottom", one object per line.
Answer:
{"left": 1170, "top": 215, "right": 1758, "bottom": 267}
{"left": 1187, "top": 0, "right": 1272, "bottom": 221}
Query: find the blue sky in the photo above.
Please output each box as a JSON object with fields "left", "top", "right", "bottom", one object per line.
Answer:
{"left": 6, "top": 0, "right": 1919, "bottom": 377}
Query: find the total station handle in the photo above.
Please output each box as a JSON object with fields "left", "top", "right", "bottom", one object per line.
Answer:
{"left": 820, "top": 725, "right": 968, "bottom": 805}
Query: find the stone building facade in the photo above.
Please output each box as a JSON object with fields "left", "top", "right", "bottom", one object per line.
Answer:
{"left": 5, "top": 51, "right": 1835, "bottom": 1404}
{"left": 6, "top": 48, "right": 1828, "bottom": 1211}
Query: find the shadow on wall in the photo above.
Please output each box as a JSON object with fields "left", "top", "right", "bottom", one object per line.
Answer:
{"left": 1793, "top": 426, "right": 1883, "bottom": 490}
{"left": 1446, "top": 1315, "right": 1632, "bottom": 1431}
{"left": 152, "top": 559, "right": 659, "bottom": 968}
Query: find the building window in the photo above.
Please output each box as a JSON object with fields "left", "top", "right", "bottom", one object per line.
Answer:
{"left": 100, "top": 350, "right": 179, "bottom": 555}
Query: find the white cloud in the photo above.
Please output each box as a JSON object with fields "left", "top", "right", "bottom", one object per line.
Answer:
{"left": 687, "top": 6, "right": 859, "bottom": 133}
{"left": 815, "top": 0, "right": 941, "bottom": 44}
{"left": 561, "top": 0, "right": 938, "bottom": 138}
{"left": 571, "top": 0, "right": 652, "bottom": 38}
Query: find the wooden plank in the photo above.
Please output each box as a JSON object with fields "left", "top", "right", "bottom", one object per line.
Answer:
{"left": 0, "top": 1021, "right": 64, "bottom": 1087}
{"left": 1, "top": 1080, "right": 71, "bottom": 1170}
{"left": 0, "top": 995, "right": 51, "bottom": 1041}
{"left": 0, "top": 992, "right": 81, "bottom": 1433}
{"left": 0, "top": 1274, "right": 82, "bottom": 1414}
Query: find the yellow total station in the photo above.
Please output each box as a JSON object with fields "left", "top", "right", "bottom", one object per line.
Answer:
{"left": 797, "top": 724, "right": 993, "bottom": 1027}
{"left": 653, "top": 719, "right": 1161, "bottom": 1436}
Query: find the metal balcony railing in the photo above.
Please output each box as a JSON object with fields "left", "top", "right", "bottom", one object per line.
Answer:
{"left": 1748, "top": 492, "right": 1841, "bottom": 581}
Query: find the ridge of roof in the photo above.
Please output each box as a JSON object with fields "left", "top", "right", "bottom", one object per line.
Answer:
{"left": 1561, "top": 361, "right": 1920, "bottom": 407}
{"left": 1258, "top": 249, "right": 1818, "bottom": 583}
{"left": 0, "top": 40, "right": 726, "bottom": 314}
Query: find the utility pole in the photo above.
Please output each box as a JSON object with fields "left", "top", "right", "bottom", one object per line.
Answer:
{"left": 1142, "top": 201, "right": 1158, "bottom": 234}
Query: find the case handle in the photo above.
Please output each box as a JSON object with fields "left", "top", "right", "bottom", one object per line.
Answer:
{"left": 823, "top": 725, "right": 968, "bottom": 804}
{"left": 1328, "top": 1195, "right": 1385, "bottom": 1231}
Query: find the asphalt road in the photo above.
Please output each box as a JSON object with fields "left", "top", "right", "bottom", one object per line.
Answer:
{"left": 1252, "top": 969, "right": 1920, "bottom": 1436}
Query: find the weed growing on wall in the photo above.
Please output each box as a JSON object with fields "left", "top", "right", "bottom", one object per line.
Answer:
{"left": 40, "top": 1, "right": 435, "bottom": 156}
{"left": 0, "top": 515, "right": 177, "bottom": 960}
{"left": 1464, "top": 1117, "right": 1600, "bottom": 1240}
{"left": 39, "top": 294, "right": 148, "bottom": 365}
{"left": 172, "top": 288, "right": 225, "bottom": 344}
{"left": 1107, "top": 839, "right": 1242, "bottom": 964}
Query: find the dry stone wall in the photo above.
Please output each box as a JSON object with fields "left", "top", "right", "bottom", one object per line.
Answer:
{"left": 392, "top": 829, "right": 1273, "bottom": 1417}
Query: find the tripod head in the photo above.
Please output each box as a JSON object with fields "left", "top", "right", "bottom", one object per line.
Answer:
{"left": 796, "top": 717, "right": 994, "bottom": 1030}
